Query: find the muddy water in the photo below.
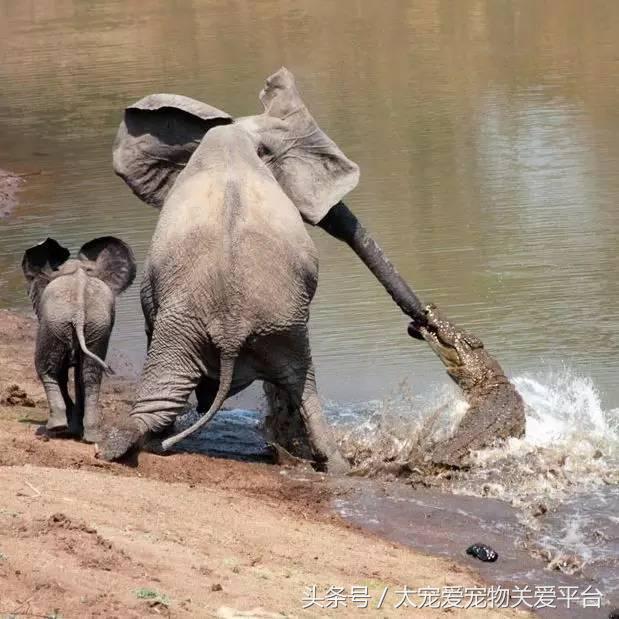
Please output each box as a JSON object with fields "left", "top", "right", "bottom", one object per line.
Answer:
{"left": 2, "top": 0, "right": 619, "bottom": 404}
{"left": 1, "top": 0, "right": 618, "bottom": 613}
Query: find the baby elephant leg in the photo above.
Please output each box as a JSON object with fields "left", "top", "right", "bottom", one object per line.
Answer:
{"left": 35, "top": 328, "right": 72, "bottom": 434}
{"left": 77, "top": 335, "right": 110, "bottom": 443}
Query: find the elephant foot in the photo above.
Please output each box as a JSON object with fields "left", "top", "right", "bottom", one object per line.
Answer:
{"left": 82, "top": 424, "right": 101, "bottom": 444}
{"left": 46, "top": 414, "right": 69, "bottom": 436}
{"left": 95, "top": 418, "right": 145, "bottom": 461}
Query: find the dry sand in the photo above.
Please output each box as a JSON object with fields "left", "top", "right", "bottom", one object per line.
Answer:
{"left": 0, "top": 309, "right": 529, "bottom": 618}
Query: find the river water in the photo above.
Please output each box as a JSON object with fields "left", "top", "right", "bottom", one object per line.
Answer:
{"left": 1, "top": 0, "right": 617, "bottom": 613}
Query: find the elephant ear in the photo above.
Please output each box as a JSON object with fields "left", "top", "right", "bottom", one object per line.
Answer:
{"left": 256, "top": 67, "right": 360, "bottom": 224}
{"left": 78, "top": 236, "right": 136, "bottom": 294}
{"left": 113, "top": 94, "right": 233, "bottom": 208}
{"left": 22, "top": 238, "right": 70, "bottom": 284}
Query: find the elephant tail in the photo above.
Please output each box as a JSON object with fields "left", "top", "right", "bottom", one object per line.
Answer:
{"left": 73, "top": 268, "right": 114, "bottom": 376}
{"left": 161, "top": 354, "right": 236, "bottom": 451}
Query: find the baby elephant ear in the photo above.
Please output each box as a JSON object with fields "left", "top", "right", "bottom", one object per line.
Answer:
{"left": 257, "top": 67, "right": 360, "bottom": 224}
{"left": 78, "top": 237, "right": 136, "bottom": 294}
{"left": 22, "top": 238, "right": 70, "bottom": 283}
{"left": 113, "top": 94, "right": 233, "bottom": 209}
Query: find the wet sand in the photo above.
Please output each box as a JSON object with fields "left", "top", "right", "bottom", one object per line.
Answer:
{"left": 0, "top": 309, "right": 529, "bottom": 618}
{"left": 336, "top": 480, "right": 615, "bottom": 618}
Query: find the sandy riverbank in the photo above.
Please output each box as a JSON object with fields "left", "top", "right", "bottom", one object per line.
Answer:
{"left": 0, "top": 309, "right": 529, "bottom": 618}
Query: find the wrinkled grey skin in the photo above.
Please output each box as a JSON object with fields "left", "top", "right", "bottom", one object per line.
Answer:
{"left": 96, "top": 68, "right": 362, "bottom": 473}
{"left": 22, "top": 237, "right": 136, "bottom": 441}
{"left": 96, "top": 67, "right": 523, "bottom": 472}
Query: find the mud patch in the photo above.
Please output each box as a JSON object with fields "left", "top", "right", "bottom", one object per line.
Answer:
{"left": 18, "top": 512, "right": 133, "bottom": 573}
{"left": 1, "top": 384, "right": 36, "bottom": 408}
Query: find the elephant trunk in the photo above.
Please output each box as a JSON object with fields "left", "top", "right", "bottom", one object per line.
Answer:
{"left": 318, "top": 202, "right": 427, "bottom": 326}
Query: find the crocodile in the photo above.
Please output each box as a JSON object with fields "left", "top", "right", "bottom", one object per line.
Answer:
{"left": 408, "top": 304, "right": 525, "bottom": 468}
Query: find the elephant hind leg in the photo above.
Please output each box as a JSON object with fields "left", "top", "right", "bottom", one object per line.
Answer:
{"left": 130, "top": 333, "right": 205, "bottom": 434}
{"left": 262, "top": 333, "right": 349, "bottom": 475}
{"left": 263, "top": 381, "right": 314, "bottom": 462}
{"left": 35, "top": 327, "right": 73, "bottom": 434}
{"left": 40, "top": 367, "right": 72, "bottom": 434}
{"left": 104, "top": 316, "right": 206, "bottom": 454}
{"left": 76, "top": 332, "right": 110, "bottom": 443}
{"left": 284, "top": 364, "right": 349, "bottom": 474}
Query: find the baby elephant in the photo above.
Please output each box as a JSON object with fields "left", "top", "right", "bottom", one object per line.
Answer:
{"left": 22, "top": 237, "right": 136, "bottom": 441}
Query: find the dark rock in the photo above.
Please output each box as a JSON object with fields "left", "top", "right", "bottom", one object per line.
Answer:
{"left": 466, "top": 543, "right": 498, "bottom": 562}
{"left": 608, "top": 609, "right": 619, "bottom": 619}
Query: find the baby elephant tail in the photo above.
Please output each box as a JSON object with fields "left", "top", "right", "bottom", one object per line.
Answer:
{"left": 73, "top": 268, "right": 114, "bottom": 376}
{"left": 161, "top": 354, "right": 236, "bottom": 451}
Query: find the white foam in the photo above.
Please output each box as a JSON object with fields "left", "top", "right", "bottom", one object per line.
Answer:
{"left": 513, "top": 370, "right": 618, "bottom": 450}
{"left": 336, "top": 366, "right": 618, "bottom": 507}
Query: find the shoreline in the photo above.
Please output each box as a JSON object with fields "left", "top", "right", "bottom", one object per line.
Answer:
{"left": 0, "top": 309, "right": 527, "bottom": 617}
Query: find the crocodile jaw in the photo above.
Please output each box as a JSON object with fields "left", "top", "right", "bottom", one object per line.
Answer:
{"left": 419, "top": 327, "right": 463, "bottom": 370}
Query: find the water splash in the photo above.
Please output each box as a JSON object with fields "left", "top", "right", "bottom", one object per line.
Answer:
{"left": 334, "top": 368, "right": 618, "bottom": 490}
{"left": 513, "top": 371, "right": 618, "bottom": 448}
{"left": 332, "top": 380, "right": 470, "bottom": 475}
{"left": 332, "top": 367, "right": 619, "bottom": 588}
{"left": 461, "top": 369, "right": 618, "bottom": 505}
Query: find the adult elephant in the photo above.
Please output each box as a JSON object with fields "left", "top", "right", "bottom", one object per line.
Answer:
{"left": 96, "top": 68, "right": 426, "bottom": 471}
